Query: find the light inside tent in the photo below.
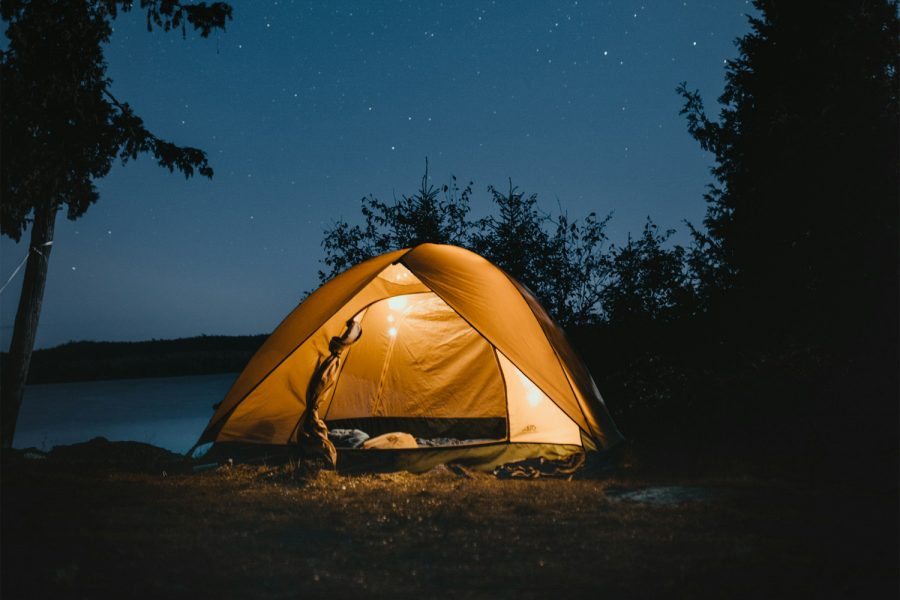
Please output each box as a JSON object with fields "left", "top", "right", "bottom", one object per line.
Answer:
{"left": 377, "top": 263, "right": 421, "bottom": 285}
{"left": 517, "top": 370, "right": 542, "bottom": 407}
{"left": 388, "top": 296, "right": 408, "bottom": 310}
{"left": 387, "top": 314, "right": 395, "bottom": 323}
{"left": 327, "top": 292, "right": 510, "bottom": 441}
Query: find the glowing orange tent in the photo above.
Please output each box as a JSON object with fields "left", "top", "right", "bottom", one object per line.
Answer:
{"left": 195, "top": 244, "right": 623, "bottom": 470}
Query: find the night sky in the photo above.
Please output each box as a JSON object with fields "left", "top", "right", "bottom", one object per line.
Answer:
{"left": 1, "top": 1, "right": 753, "bottom": 349}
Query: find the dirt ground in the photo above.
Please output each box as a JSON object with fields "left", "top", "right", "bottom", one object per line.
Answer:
{"left": 1, "top": 447, "right": 897, "bottom": 599}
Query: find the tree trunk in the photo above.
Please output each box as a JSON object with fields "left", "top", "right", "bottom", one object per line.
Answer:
{"left": 1, "top": 199, "right": 57, "bottom": 449}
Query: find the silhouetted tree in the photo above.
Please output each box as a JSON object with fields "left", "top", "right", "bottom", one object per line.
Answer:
{"left": 320, "top": 160, "right": 472, "bottom": 281}
{"left": 470, "top": 181, "right": 547, "bottom": 292}
{"left": 319, "top": 166, "right": 615, "bottom": 326}
{"left": 0, "top": 0, "right": 232, "bottom": 448}
{"left": 672, "top": 1, "right": 899, "bottom": 485}
{"left": 682, "top": 220, "right": 732, "bottom": 317}
{"left": 542, "top": 209, "right": 613, "bottom": 326}
{"left": 471, "top": 181, "right": 612, "bottom": 325}
{"left": 678, "top": 0, "right": 898, "bottom": 344}
{"left": 601, "top": 219, "right": 694, "bottom": 326}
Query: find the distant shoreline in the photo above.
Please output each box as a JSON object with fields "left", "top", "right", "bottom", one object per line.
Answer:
{"left": 2, "top": 334, "right": 267, "bottom": 385}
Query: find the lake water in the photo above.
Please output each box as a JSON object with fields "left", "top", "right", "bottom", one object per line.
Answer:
{"left": 12, "top": 373, "right": 237, "bottom": 454}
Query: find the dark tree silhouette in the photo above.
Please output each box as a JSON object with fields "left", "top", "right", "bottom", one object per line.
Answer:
{"left": 673, "top": 0, "right": 899, "bottom": 490}
{"left": 601, "top": 219, "right": 694, "bottom": 327}
{"left": 319, "top": 166, "right": 615, "bottom": 327}
{"left": 319, "top": 160, "right": 472, "bottom": 281}
{"left": 470, "top": 181, "right": 612, "bottom": 326}
{"left": 0, "top": 0, "right": 233, "bottom": 448}
{"left": 541, "top": 208, "right": 612, "bottom": 327}
{"left": 678, "top": 0, "right": 899, "bottom": 345}
{"left": 470, "top": 182, "right": 548, "bottom": 294}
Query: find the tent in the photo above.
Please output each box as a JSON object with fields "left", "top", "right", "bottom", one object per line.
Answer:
{"left": 194, "top": 243, "right": 623, "bottom": 471}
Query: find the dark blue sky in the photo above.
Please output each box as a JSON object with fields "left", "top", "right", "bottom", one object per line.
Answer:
{"left": 1, "top": 1, "right": 753, "bottom": 349}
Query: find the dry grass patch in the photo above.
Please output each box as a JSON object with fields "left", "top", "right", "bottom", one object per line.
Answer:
{"left": 2, "top": 457, "right": 895, "bottom": 599}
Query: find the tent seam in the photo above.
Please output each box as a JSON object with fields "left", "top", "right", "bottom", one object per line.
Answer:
{"left": 400, "top": 252, "right": 591, "bottom": 438}
{"left": 497, "top": 270, "right": 598, "bottom": 442}
{"left": 491, "top": 347, "right": 512, "bottom": 442}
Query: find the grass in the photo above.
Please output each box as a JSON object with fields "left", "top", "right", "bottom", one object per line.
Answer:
{"left": 1, "top": 450, "right": 897, "bottom": 600}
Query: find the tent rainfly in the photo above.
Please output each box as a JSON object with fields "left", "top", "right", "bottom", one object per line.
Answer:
{"left": 194, "top": 244, "right": 623, "bottom": 471}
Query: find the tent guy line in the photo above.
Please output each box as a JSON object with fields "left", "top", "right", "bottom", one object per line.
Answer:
{"left": 0, "top": 241, "right": 52, "bottom": 296}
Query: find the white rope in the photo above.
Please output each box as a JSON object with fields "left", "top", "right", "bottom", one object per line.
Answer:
{"left": 32, "top": 240, "right": 52, "bottom": 259}
{"left": 0, "top": 241, "right": 53, "bottom": 295}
